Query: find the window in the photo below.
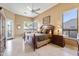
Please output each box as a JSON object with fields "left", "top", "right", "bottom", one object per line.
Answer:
{"left": 24, "top": 20, "right": 38, "bottom": 33}
{"left": 63, "top": 8, "right": 78, "bottom": 39}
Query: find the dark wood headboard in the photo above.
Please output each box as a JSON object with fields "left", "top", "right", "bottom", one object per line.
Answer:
{"left": 40, "top": 25, "right": 54, "bottom": 34}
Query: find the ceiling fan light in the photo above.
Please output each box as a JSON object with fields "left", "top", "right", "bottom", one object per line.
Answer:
{"left": 24, "top": 12, "right": 27, "bottom": 14}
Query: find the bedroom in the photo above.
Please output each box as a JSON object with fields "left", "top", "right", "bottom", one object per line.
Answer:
{"left": 0, "top": 3, "right": 79, "bottom": 56}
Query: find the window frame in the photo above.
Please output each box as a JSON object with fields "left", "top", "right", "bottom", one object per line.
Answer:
{"left": 62, "top": 8, "right": 78, "bottom": 39}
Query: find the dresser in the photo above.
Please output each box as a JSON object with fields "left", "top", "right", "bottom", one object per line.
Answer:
{"left": 0, "top": 7, "right": 6, "bottom": 56}
{"left": 52, "top": 35, "right": 65, "bottom": 47}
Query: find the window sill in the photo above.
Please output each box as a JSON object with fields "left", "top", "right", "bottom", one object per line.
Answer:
{"left": 63, "top": 36, "right": 77, "bottom": 41}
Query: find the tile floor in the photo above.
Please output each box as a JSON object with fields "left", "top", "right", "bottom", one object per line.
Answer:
{"left": 3, "top": 37, "right": 78, "bottom": 56}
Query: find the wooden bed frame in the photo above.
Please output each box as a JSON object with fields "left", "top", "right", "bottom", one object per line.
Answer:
{"left": 23, "top": 25, "right": 54, "bottom": 51}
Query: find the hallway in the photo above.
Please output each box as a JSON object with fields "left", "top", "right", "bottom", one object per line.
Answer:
{"left": 3, "top": 37, "right": 77, "bottom": 56}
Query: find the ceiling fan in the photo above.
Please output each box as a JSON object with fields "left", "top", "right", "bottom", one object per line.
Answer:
{"left": 26, "top": 4, "right": 40, "bottom": 14}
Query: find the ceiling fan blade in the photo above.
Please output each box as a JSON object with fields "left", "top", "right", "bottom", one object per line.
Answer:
{"left": 33, "top": 11, "right": 39, "bottom": 14}
{"left": 27, "top": 6, "right": 32, "bottom": 10}
{"left": 34, "top": 8, "right": 40, "bottom": 11}
{"left": 26, "top": 4, "right": 40, "bottom": 15}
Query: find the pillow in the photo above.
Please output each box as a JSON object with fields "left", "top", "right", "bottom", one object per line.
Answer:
{"left": 41, "top": 29, "right": 47, "bottom": 34}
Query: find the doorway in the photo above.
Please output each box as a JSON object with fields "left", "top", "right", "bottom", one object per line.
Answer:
{"left": 6, "top": 19, "right": 14, "bottom": 40}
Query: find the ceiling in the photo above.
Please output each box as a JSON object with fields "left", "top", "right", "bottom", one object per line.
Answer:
{"left": 0, "top": 3, "right": 57, "bottom": 17}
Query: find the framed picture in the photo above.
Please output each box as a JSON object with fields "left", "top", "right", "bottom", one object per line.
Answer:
{"left": 43, "top": 16, "right": 50, "bottom": 25}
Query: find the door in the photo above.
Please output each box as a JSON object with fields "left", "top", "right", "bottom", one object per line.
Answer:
{"left": 6, "top": 19, "right": 14, "bottom": 40}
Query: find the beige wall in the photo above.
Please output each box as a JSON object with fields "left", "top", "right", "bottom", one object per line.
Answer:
{"left": 64, "top": 38, "right": 77, "bottom": 47}
{"left": 14, "top": 14, "right": 32, "bottom": 37}
{"left": 34, "top": 3, "right": 79, "bottom": 35}
{"left": 3, "top": 8, "right": 15, "bottom": 20}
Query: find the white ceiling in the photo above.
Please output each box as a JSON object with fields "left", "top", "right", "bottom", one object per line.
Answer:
{"left": 0, "top": 3, "right": 57, "bottom": 17}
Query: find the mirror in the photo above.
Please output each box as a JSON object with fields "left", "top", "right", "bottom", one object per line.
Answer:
{"left": 63, "top": 8, "right": 78, "bottom": 38}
